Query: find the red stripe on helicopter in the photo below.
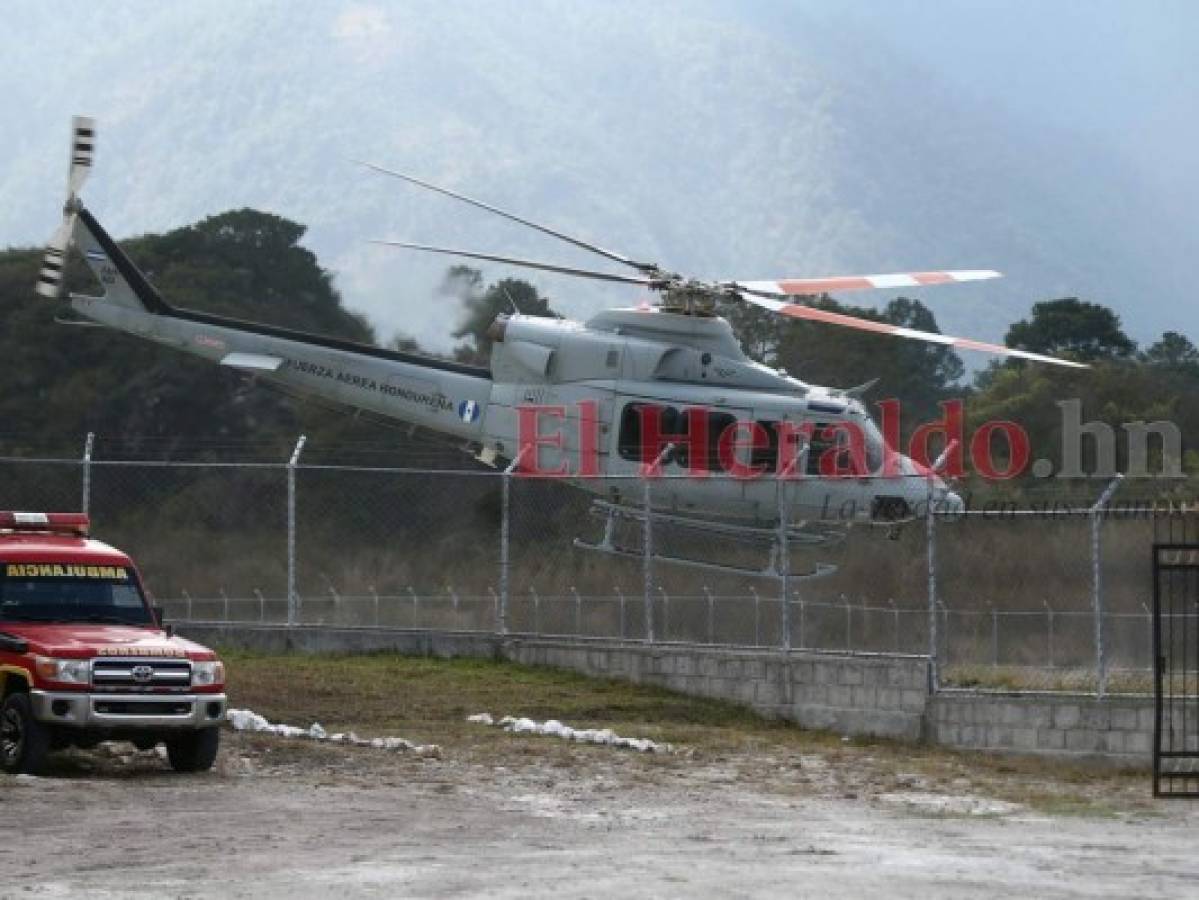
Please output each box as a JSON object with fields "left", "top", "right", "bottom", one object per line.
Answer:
{"left": 775, "top": 276, "right": 874, "bottom": 293}
{"left": 911, "top": 271, "right": 955, "bottom": 285}
{"left": 776, "top": 304, "right": 899, "bottom": 335}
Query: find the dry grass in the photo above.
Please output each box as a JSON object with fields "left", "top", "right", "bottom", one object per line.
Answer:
{"left": 220, "top": 650, "right": 1156, "bottom": 817}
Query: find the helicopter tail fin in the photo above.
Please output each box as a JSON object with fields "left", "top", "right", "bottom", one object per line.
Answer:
{"left": 70, "top": 205, "right": 172, "bottom": 314}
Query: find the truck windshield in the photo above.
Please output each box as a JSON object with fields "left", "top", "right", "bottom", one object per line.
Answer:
{"left": 0, "top": 563, "right": 152, "bottom": 625}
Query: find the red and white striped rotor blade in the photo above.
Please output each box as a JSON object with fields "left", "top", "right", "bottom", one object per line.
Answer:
{"left": 733, "top": 269, "right": 1000, "bottom": 297}
{"left": 735, "top": 291, "right": 1087, "bottom": 369}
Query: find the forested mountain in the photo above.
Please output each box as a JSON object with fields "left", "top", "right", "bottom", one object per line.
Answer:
{"left": 2, "top": 1, "right": 1195, "bottom": 355}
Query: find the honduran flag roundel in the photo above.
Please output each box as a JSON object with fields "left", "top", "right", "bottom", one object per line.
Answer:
{"left": 458, "top": 399, "right": 481, "bottom": 423}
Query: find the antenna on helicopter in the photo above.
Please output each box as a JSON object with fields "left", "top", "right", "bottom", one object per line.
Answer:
{"left": 500, "top": 284, "right": 521, "bottom": 315}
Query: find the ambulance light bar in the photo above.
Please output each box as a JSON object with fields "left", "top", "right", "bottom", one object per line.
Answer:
{"left": 0, "top": 512, "right": 91, "bottom": 536}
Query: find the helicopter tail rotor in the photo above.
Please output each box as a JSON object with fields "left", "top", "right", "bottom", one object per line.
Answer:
{"left": 35, "top": 116, "right": 95, "bottom": 299}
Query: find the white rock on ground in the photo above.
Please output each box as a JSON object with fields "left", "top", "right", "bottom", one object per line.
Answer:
{"left": 469, "top": 713, "right": 671, "bottom": 753}
{"left": 227, "top": 708, "right": 440, "bottom": 757}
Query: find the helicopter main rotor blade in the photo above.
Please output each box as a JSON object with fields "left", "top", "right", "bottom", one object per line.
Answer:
{"left": 732, "top": 269, "right": 1001, "bottom": 297}
{"left": 370, "top": 240, "right": 655, "bottom": 286}
{"left": 358, "top": 161, "right": 659, "bottom": 274}
{"left": 734, "top": 291, "right": 1087, "bottom": 369}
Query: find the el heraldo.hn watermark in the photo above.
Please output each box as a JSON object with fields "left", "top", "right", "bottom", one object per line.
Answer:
{"left": 511, "top": 397, "right": 1185, "bottom": 482}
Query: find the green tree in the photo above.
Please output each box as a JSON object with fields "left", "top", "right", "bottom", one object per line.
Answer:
{"left": 447, "top": 268, "right": 558, "bottom": 365}
{"left": 1143, "top": 331, "right": 1199, "bottom": 369}
{"left": 0, "top": 210, "right": 408, "bottom": 461}
{"left": 1004, "top": 298, "right": 1135, "bottom": 362}
{"left": 768, "top": 295, "right": 965, "bottom": 430}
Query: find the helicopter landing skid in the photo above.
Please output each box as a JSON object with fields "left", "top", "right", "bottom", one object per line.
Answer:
{"left": 572, "top": 501, "right": 842, "bottom": 580}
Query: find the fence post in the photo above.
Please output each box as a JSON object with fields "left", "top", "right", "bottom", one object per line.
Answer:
{"left": 842, "top": 593, "right": 852, "bottom": 651}
{"left": 1140, "top": 601, "right": 1153, "bottom": 679}
{"left": 408, "top": 586, "right": 419, "bottom": 627}
{"left": 889, "top": 598, "right": 900, "bottom": 653}
{"left": 286, "top": 434, "right": 307, "bottom": 628}
{"left": 530, "top": 587, "right": 541, "bottom": 634}
{"left": 80, "top": 432, "right": 95, "bottom": 516}
{"left": 642, "top": 444, "right": 673, "bottom": 644}
{"left": 183, "top": 589, "right": 193, "bottom": 622}
{"left": 704, "top": 586, "right": 715, "bottom": 645}
{"left": 1091, "top": 474, "right": 1123, "bottom": 698}
{"left": 937, "top": 600, "right": 950, "bottom": 674}
{"left": 989, "top": 601, "right": 999, "bottom": 668}
{"left": 571, "top": 586, "right": 582, "bottom": 637}
{"left": 616, "top": 585, "right": 626, "bottom": 640}
{"left": 498, "top": 449, "right": 527, "bottom": 637}
{"left": 643, "top": 470, "right": 654, "bottom": 643}
{"left": 220, "top": 588, "right": 230, "bottom": 623}
{"left": 255, "top": 588, "right": 265, "bottom": 623}
{"left": 777, "top": 470, "right": 792, "bottom": 654}
{"left": 926, "top": 477, "right": 939, "bottom": 691}
{"left": 372, "top": 585, "right": 380, "bottom": 628}
{"left": 749, "top": 585, "right": 761, "bottom": 647}
{"left": 1044, "top": 600, "right": 1055, "bottom": 670}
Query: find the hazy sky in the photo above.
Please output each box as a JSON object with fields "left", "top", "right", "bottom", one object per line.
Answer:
{"left": 809, "top": 0, "right": 1199, "bottom": 204}
{"left": 2, "top": 0, "right": 1195, "bottom": 351}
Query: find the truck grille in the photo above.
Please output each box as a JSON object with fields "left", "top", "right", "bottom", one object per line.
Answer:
{"left": 91, "top": 659, "right": 192, "bottom": 691}
{"left": 93, "top": 699, "right": 194, "bottom": 716}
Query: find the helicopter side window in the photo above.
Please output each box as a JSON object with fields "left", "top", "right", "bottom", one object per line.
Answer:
{"left": 701, "top": 412, "right": 737, "bottom": 472}
{"left": 618, "top": 403, "right": 739, "bottom": 470}
{"left": 619, "top": 403, "right": 684, "bottom": 462}
{"left": 751, "top": 421, "right": 780, "bottom": 471}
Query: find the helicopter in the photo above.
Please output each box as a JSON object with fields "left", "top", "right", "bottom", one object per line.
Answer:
{"left": 34, "top": 117, "right": 1083, "bottom": 577}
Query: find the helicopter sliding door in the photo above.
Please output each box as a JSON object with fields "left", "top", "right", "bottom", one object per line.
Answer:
{"left": 608, "top": 395, "right": 756, "bottom": 518}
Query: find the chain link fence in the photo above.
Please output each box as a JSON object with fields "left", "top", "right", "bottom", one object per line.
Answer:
{"left": 1, "top": 436, "right": 1192, "bottom": 696}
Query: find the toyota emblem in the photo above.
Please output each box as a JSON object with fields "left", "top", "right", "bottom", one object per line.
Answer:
{"left": 131, "top": 664, "right": 154, "bottom": 683}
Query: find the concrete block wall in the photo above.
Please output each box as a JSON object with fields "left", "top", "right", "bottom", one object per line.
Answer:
{"left": 507, "top": 639, "right": 930, "bottom": 741}
{"left": 928, "top": 692, "right": 1153, "bottom": 765}
{"left": 180, "top": 623, "right": 1155, "bottom": 766}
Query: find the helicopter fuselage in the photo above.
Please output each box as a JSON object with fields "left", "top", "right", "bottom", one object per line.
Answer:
{"left": 67, "top": 203, "right": 951, "bottom": 530}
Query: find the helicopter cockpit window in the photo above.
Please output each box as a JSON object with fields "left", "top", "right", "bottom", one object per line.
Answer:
{"left": 804, "top": 420, "right": 884, "bottom": 476}
{"left": 806, "top": 423, "right": 836, "bottom": 476}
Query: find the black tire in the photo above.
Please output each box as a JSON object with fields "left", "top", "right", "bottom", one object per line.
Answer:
{"left": 0, "top": 692, "right": 51, "bottom": 775}
{"left": 165, "top": 726, "right": 220, "bottom": 773}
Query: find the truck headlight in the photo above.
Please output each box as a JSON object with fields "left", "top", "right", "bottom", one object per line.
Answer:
{"left": 192, "top": 660, "right": 225, "bottom": 686}
{"left": 34, "top": 657, "right": 91, "bottom": 685}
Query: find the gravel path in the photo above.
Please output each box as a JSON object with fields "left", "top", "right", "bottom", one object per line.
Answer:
{"left": 1, "top": 732, "right": 1195, "bottom": 898}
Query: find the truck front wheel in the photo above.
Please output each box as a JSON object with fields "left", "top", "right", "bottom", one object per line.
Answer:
{"left": 1, "top": 693, "right": 51, "bottom": 775}
{"left": 165, "top": 726, "right": 220, "bottom": 773}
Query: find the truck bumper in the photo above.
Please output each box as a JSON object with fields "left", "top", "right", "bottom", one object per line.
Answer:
{"left": 29, "top": 690, "right": 227, "bottom": 730}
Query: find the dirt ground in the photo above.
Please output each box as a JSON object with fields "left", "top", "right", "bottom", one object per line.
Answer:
{"left": 1, "top": 655, "right": 1196, "bottom": 898}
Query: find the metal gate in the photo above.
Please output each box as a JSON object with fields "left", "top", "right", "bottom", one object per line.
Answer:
{"left": 1153, "top": 513, "right": 1199, "bottom": 797}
